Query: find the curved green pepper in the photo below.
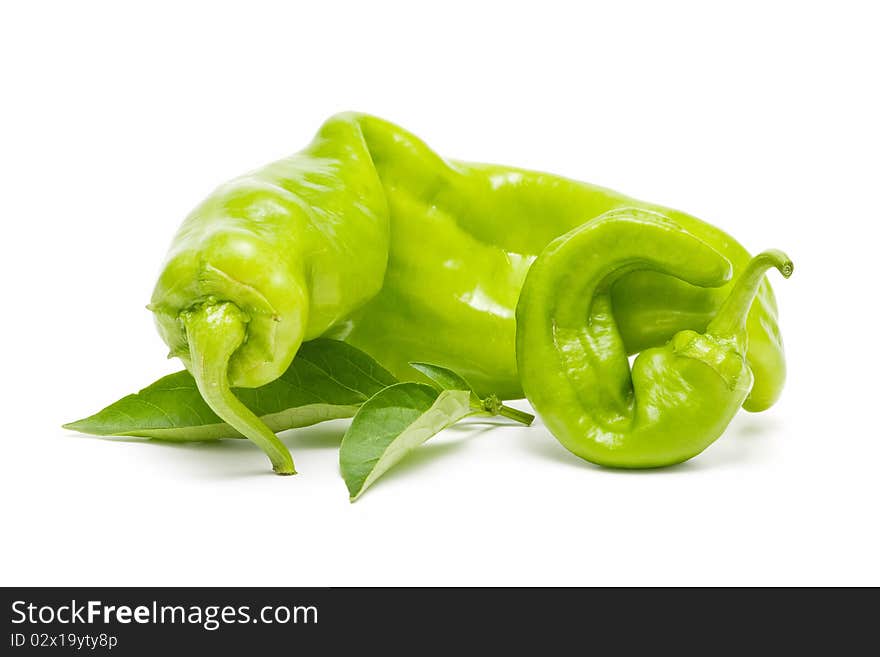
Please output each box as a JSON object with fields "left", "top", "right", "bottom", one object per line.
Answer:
{"left": 150, "top": 116, "right": 390, "bottom": 473}
{"left": 515, "top": 209, "right": 791, "bottom": 467}
{"left": 149, "top": 113, "right": 789, "bottom": 472}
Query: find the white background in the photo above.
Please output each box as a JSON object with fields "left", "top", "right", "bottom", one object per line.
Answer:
{"left": 1, "top": 1, "right": 877, "bottom": 586}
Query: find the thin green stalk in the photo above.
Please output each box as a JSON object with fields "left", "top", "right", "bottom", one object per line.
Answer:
{"left": 707, "top": 249, "right": 793, "bottom": 340}
{"left": 183, "top": 302, "right": 296, "bottom": 475}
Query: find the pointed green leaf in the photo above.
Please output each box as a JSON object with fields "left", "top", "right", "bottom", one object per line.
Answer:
{"left": 340, "top": 383, "right": 473, "bottom": 501}
{"left": 409, "top": 361, "right": 478, "bottom": 397}
{"left": 410, "top": 361, "right": 534, "bottom": 426}
{"left": 64, "top": 339, "right": 397, "bottom": 441}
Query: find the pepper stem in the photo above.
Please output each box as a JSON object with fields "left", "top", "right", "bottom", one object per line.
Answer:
{"left": 182, "top": 302, "right": 296, "bottom": 475}
{"left": 479, "top": 393, "right": 535, "bottom": 425}
{"left": 707, "top": 249, "right": 793, "bottom": 341}
{"left": 498, "top": 404, "right": 536, "bottom": 425}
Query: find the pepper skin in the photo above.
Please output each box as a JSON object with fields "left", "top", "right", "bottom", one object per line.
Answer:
{"left": 150, "top": 113, "right": 789, "bottom": 472}
{"left": 515, "top": 209, "right": 792, "bottom": 467}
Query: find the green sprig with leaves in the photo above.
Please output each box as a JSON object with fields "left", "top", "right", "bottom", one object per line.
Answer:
{"left": 65, "top": 340, "right": 533, "bottom": 500}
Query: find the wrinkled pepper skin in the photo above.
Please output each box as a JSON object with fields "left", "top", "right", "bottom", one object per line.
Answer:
{"left": 152, "top": 117, "right": 389, "bottom": 389}
{"left": 515, "top": 209, "right": 791, "bottom": 467}
{"left": 150, "top": 112, "right": 788, "bottom": 472}
{"left": 150, "top": 117, "right": 390, "bottom": 472}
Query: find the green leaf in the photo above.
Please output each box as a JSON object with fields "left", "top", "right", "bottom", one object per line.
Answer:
{"left": 339, "top": 383, "right": 473, "bottom": 501}
{"left": 409, "top": 362, "right": 478, "bottom": 398}
{"left": 410, "top": 361, "right": 535, "bottom": 426}
{"left": 64, "top": 339, "right": 397, "bottom": 441}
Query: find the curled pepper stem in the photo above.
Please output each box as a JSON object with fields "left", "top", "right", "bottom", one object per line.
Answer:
{"left": 707, "top": 249, "right": 793, "bottom": 341}
{"left": 183, "top": 302, "right": 296, "bottom": 475}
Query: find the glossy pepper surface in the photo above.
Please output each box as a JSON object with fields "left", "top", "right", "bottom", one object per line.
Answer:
{"left": 516, "top": 209, "right": 792, "bottom": 467}
{"left": 150, "top": 113, "right": 789, "bottom": 472}
{"left": 150, "top": 117, "right": 390, "bottom": 472}
{"left": 340, "top": 116, "right": 785, "bottom": 412}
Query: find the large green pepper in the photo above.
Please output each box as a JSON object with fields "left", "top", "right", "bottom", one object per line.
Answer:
{"left": 341, "top": 115, "right": 785, "bottom": 413}
{"left": 150, "top": 117, "right": 390, "bottom": 473}
{"left": 150, "top": 113, "right": 788, "bottom": 473}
